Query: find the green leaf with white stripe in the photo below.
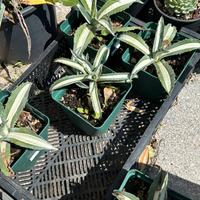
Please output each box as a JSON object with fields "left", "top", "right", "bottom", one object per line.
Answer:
{"left": 97, "top": 0, "right": 142, "bottom": 20}
{"left": 73, "top": 23, "right": 95, "bottom": 56}
{"left": 114, "top": 26, "right": 143, "bottom": 33}
{"left": 93, "top": 45, "right": 110, "bottom": 69}
{"left": 76, "top": 3, "right": 92, "bottom": 24}
{"left": 154, "top": 60, "right": 176, "bottom": 93}
{"left": 113, "top": 190, "right": 140, "bottom": 200}
{"left": 99, "top": 73, "right": 131, "bottom": 83}
{"left": 5, "top": 82, "right": 31, "bottom": 128}
{"left": 163, "top": 23, "right": 177, "bottom": 48}
{"left": 119, "top": 32, "right": 150, "bottom": 55}
{"left": 6, "top": 128, "right": 57, "bottom": 150}
{"left": 79, "top": 0, "right": 92, "bottom": 15}
{"left": 54, "top": 58, "right": 86, "bottom": 74}
{"left": 0, "top": 3, "right": 5, "bottom": 27}
{"left": 131, "top": 55, "right": 154, "bottom": 79}
{"left": 89, "top": 82, "right": 102, "bottom": 119}
{"left": 98, "top": 17, "right": 115, "bottom": 36}
{"left": 50, "top": 74, "right": 86, "bottom": 91}
{"left": 152, "top": 17, "right": 165, "bottom": 53}
{"left": 159, "top": 38, "right": 200, "bottom": 59}
{"left": 91, "top": 0, "right": 97, "bottom": 18}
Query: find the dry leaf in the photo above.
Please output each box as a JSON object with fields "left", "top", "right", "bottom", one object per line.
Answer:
{"left": 103, "top": 87, "right": 115, "bottom": 106}
{"left": 125, "top": 100, "right": 144, "bottom": 114}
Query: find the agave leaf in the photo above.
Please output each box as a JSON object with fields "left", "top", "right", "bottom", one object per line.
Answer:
{"left": 6, "top": 128, "right": 57, "bottom": 150}
{"left": 73, "top": 23, "right": 95, "bottom": 56}
{"left": 50, "top": 74, "right": 86, "bottom": 91}
{"left": 0, "top": 103, "right": 6, "bottom": 129}
{"left": 71, "top": 50, "right": 92, "bottom": 73}
{"left": 152, "top": 17, "right": 165, "bottom": 53}
{"left": 154, "top": 60, "right": 176, "bottom": 93}
{"left": 0, "top": 141, "right": 12, "bottom": 176}
{"left": 76, "top": 3, "right": 92, "bottom": 24}
{"left": 159, "top": 38, "right": 200, "bottom": 59}
{"left": 114, "top": 26, "right": 143, "bottom": 33}
{"left": 89, "top": 82, "right": 102, "bottom": 119}
{"left": 79, "top": 0, "right": 92, "bottom": 15}
{"left": 97, "top": 0, "right": 142, "bottom": 20}
{"left": 112, "top": 190, "right": 140, "bottom": 200}
{"left": 131, "top": 55, "right": 154, "bottom": 79}
{"left": 163, "top": 23, "right": 177, "bottom": 48}
{"left": 54, "top": 57, "right": 86, "bottom": 74}
{"left": 93, "top": 45, "right": 110, "bottom": 69}
{"left": 5, "top": 82, "right": 32, "bottom": 128}
{"left": 99, "top": 72, "right": 130, "bottom": 83}
{"left": 147, "top": 169, "right": 168, "bottom": 200}
{"left": 91, "top": 0, "right": 97, "bottom": 18}
{"left": 0, "top": 2, "right": 5, "bottom": 27}
{"left": 119, "top": 32, "right": 150, "bottom": 55}
{"left": 98, "top": 17, "right": 115, "bottom": 36}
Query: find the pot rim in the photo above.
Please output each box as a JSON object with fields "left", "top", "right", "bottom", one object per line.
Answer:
{"left": 153, "top": 0, "right": 200, "bottom": 23}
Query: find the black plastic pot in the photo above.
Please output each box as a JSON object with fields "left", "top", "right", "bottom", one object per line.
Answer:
{"left": 153, "top": 0, "right": 200, "bottom": 28}
{"left": 0, "top": 4, "right": 57, "bottom": 64}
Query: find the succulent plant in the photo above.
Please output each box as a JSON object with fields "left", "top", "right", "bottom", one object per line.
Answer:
{"left": 0, "top": 82, "right": 56, "bottom": 176}
{"left": 164, "top": 0, "right": 198, "bottom": 17}
{"left": 119, "top": 17, "right": 200, "bottom": 93}
{"left": 50, "top": 45, "right": 132, "bottom": 120}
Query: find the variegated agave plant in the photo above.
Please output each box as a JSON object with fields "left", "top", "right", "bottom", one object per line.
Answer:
{"left": 119, "top": 17, "right": 200, "bottom": 93}
{"left": 113, "top": 169, "right": 168, "bottom": 200}
{"left": 50, "top": 45, "right": 132, "bottom": 120}
{"left": 0, "top": 82, "right": 56, "bottom": 176}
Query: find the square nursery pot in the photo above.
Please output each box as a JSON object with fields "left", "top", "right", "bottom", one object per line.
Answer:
{"left": 121, "top": 22, "right": 198, "bottom": 100}
{"left": 0, "top": 90, "right": 50, "bottom": 173}
{"left": 59, "top": 8, "right": 131, "bottom": 59}
{"left": 51, "top": 67, "right": 132, "bottom": 136}
{"left": 116, "top": 169, "right": 191, "bottom": 200}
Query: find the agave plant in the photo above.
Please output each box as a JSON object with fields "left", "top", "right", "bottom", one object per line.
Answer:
{"left": 50, "top": 45, "right": 132, "bottom": 120}
{"left": 164, "top": 0, "right": 198, "bottom": 17}
{"left": 113, "top": 169, "right": 168, "bottom": 200}
{"left": 0, "top": 82, "right": 56, "bottom": 176}
{"left": 119, "top": 17, "right": 200, "bottom": 93}
{"left": 24, "top": 0, "right": 142, "bottom": 55}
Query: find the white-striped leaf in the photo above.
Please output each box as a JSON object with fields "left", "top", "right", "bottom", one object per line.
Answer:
{"left": 163, "top": 23, "right": 177, "bottom": 48}
{"left": 50, "top": 75, "right": 86, "bottom": 91}
{"left": 6, "top": 128, "right": 57, "bottom": 150}
{"left": 0, "top": 3, "right": 5, "bottom": 27}
{"left": 93, "top": 45, "right": 110, "bottom": 69}
{"left": 152, "top": 17, "right": 165, "bottom": 53}
{"left": 113, "top": 190, "right": 140, "bottom": 200}
{"left": 76, "top": 3, "right": 91, "bottom": 23}
{"left": 73, "top": 23, "right": 95, "bottom": 56}
{"left": 99, "top": 73, "right": 130, "bottom": 83}
{"left": 79, "top": 0, "right": 92, "bottom": 15}
{"left": 131, "top": 55, "right": 154, "bottom": 79}
{"left": 91, "top": 0, "right": 97, "bottom": 18}
{"left": 98, "top": 17, "right": 115, "bottom": 36}
{"left": 114, "top": 26, "right": 143, "bottom": 33}
{"left": 159, "top": 39, "right": 200, "bottom": 59}
{"left": 97, "top": 0, "right": 142, "bottom": 20}
{"left": 54, "top": 58, "right": 86, "bottom": 74}
{"left": 119, "top": 32, "right": 150, "bottom": 55}
{"left": 154, "top": 60, "right": 176, "bottom": 93}
{"left": 71, "top": 50, "right": 92, "bottom": 73}
{"left": 89, "top": 82, "right": 102, "bottom": 119}
{"left": 5, "top": 82, "right": 31, "bottom": 128}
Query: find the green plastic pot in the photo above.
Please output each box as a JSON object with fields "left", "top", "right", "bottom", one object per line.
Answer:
{"left": 121, "top": 22, "right": 197, "bottom": 100}
{"left": 117, "top": 169, "right": 191, "bottom": 200}
{"left": 51, "top": 67, "right": 132, "bottom": 136}
{"left": 60, "top": 9, "right": 131, "bottom": 59}
{"left": 0, "top": 90, "right": 50, "bottom": 172}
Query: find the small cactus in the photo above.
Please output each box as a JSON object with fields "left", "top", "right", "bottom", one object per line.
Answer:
{"left": 164, "top": 0, "right": 198, "bottom": 17}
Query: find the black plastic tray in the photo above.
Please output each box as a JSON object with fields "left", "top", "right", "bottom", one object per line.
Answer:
{"left": 0, "top": 18, "right": 200, "bottom": 200}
